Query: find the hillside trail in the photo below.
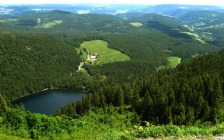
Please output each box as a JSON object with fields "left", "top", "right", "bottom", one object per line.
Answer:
{"left": 76, "top": 62, "right": 84, "bottom": 72}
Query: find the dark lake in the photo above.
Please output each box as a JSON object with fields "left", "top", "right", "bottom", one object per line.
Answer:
{"left": 13, "top": 89, "right": 84, "bottom": 115}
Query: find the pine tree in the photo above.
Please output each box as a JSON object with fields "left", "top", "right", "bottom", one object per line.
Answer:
{"left": 123, "top": 83, "right": 134, "bottom": 104}
{"left": 178, "top": 103, "right": 186, "bottom": 124}
{"left": 116, "top": 87, "right": 124, "bottom": 106}
{"left": 0, "top": 96, "right": 8, "bottom": 114}
{"left": 185, "top": 106, "right": 195, "bottom": 124}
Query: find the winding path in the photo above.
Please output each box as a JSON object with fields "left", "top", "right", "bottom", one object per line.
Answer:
{"left": 76, "top": 62, "right": 84, "bottom": 72}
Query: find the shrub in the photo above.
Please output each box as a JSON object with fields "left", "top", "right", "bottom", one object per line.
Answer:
{"left": 213, "top": 123, "right": 224, "bottom": 135}
{"left": 165, "top": 125, "right": 183, "bottom": 136}
{"left": 185, "top": 126, "right": 200, "bottom": 136}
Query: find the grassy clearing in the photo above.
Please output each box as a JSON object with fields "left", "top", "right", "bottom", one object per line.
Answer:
{"left": 129, "top": 22, "right": 143, "bottom": 27}
{"left": 167, "top": 56, "right": 181, "bottom": 68}
{"left": 1, "top": 19, "right": 18, "bottom": 23}
{"left": 38, "top": 20, "right": 63, "bottom": 28}
{"left": 78, "top": 40, "right": 131, "bottom": 65}
{"left": 157, "top": 56, "right": 181, "bottom": 71}
{"left": 181, "top": 31, "right": 206, "bottom": 44}
{"left": 206, "top": 23, "right": 224, "bottom": 29}
{"left": 37, "top": 18, "right": 41, "bottom": 24}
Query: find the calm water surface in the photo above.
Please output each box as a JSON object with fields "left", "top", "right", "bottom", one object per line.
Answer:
{"left": 14, "top": 89, "right": 84, "bottom": 115}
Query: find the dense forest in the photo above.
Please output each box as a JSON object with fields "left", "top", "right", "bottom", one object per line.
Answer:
{"left": 56, "top": 49, "right": 224, "bottom": 125}
{"left": 0, "top": 35, "right": 81, "bottom": 100}
{"left": 2, "top": 12, "right": 221, "bottom": 99}
{"left": 1, "top": 48, "right": 224, "bottom": 139}
{"left": 1, "top": 6, "right": 224, "bottom": 139}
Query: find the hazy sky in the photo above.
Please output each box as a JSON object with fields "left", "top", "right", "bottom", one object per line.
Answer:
{"left": 0, "top": 0, "right": 223, "bottom": 6}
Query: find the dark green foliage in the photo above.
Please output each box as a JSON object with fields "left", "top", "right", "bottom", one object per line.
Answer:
{"left": 3, "top": 108, "right": 75, "bottom": 139}
{"left": 147, "top": 20, "right": 191, "bottom": 39}
{"left": 0, "top": 96, "right": 8, "bottom": 114}
{"left": 2, "top": 105, "right": 135, "bottom": 139}
{"left": 5, "top": 109, "right": 27, "bottom": 130}
{"left": 1, "top": 35, "right": 81, "bottom": 100}
{"left": 18, "top": 19, "right": 37, "bottom": 26}
{"left": 58, "top": 49, "right": 224, "bottom": 125}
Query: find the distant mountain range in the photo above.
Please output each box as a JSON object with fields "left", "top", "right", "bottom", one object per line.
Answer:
{"left": 142, "top": 4, "right": 224, "bottom": 17}
{"left": 1, "top": 4, "right": 224, "bottom": 47}
{"left": 1, "top": 4, "right": 224, "bottom": 16}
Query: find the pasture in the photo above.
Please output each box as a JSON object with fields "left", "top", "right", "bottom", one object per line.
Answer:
{"left": 40, "top": 20, "right": 63, "bottom": 28}
{"left": 129, "top": 22, "right": 143, "bottom": 27}
{"left": 167, "top": 56, "right": 181, "bottom": 68}
{"left": 157, "top": 56, "right": 181, "bottom": 71}
{"left": 78, "top": 40, "right": 131, "bottom": 65}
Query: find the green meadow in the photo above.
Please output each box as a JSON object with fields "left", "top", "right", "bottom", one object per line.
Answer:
{"left": 129, "top": 22, "right": 143, "bottom": 27}
{"left": 77, "top": 40, "right": 131, "bottom": 65}
{"left": 167, "top": 56, "right": 181, "bottom": 67}
{"left": 157, "top": 56, "right": 181, "bottom": 70}
{"left": 36, "top": 20, "right": 63, "bottom": 28}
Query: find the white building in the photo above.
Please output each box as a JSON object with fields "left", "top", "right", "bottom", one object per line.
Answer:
{"left": 90, "top": 55, "right": 97, "bottom": 60}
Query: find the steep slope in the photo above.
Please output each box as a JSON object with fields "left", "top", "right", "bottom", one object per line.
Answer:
{"left": 58, "top": 49, "right": 224, "bottom": 125}
{"left": 0, "top": 35, "right": 80, "bottom": 100}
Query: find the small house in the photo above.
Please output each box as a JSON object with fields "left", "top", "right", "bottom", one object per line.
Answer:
{"left": 90, "top": 55, "right": 97, "bottom": 60}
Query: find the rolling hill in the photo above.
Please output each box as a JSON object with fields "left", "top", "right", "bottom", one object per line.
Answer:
{"left": 1, "top": 4, "right": 224, "bottom": 140}
{"left": 180, "top": 11, "right": 224, "bottom": 47}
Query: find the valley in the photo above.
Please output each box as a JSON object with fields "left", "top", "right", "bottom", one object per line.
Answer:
{"left": 0, "top": 3, "right": 224, "bottom": 140}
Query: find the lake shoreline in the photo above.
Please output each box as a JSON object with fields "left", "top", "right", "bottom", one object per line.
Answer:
{"left": 11, "top": 88, "right": 86, "bottom": 105}
{"left": 12, "top": 89, "right": 85, "bottom": 115}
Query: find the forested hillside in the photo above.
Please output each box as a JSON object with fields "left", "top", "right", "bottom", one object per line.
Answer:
{"left": 1, "top": 48, "right": 224, "bottom": 139}
{"left": 57, "top": 49, "right": 224, "bottom": 125}
{"left": 180, "top": 11, "right": 224, "bottom": 47}
{"left": 0, "top": 35, "right": 80, "bottom": 100}
{"left": 1, "top": 12, "right": 221, "bottom": 100}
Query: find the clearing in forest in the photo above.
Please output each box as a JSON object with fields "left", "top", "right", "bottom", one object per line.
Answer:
{"left": 77, "top": 40, "right": 131, "bottom": 65}
{"left": 157, "top": 56, "right": 181, "bottom": 71}
{"left": 37, "top": 20, "right": 63, "bottom": 28}
{"left": 167, "top": 56, "right": 181, "bottom": 67}
{"left": 129, "top": 22, "right": 143, "bottom": 27}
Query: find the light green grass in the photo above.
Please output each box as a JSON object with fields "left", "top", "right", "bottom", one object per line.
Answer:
{"left": 157, "top": 56, "right": 181, "bottom": 71}
{"left": 78, "top": 40, "right": 131, "bottom": 65}
{"left": 37, "top": 18, "right": 41, "bottom": 24}
{"left": 167, "top": 56, "right": 181, "bottom": 68}
{"left": 1, "top": 19, "right": 18, "bottom": 23}
{"left": 1, "top": 134, "right": 32, "bottom": 140}
{"left": 76, "top": 48, "right": 88, "bottom": 62}
{"left": 133, "top": 122, "right": 224, "bottom": 139}
{"left": 181, "top": 31, "right": 206, "bottom": 44}
{"left": 37, "top": 20, "right": 63, "bottom": 28}
{"left": 79, "top": 68, "right": 88, "bottom": 74}
{"left": 129, "top": 22, "right": 143, "bottom": 27}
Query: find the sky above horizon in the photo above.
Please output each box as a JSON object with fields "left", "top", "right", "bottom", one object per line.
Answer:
{"left": 0, "top": 0, "right": 223, "bottom": 6}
